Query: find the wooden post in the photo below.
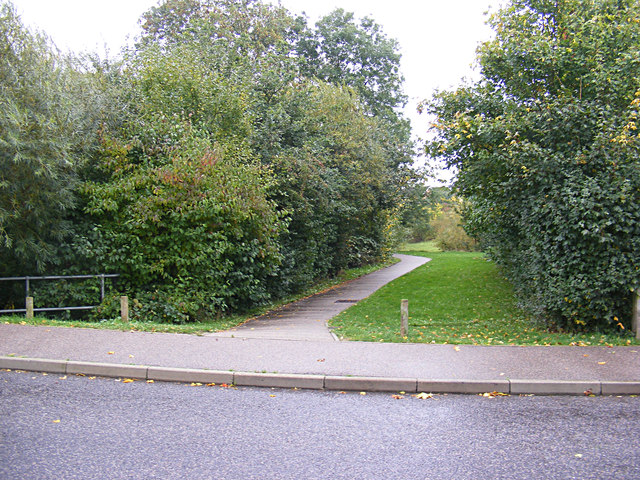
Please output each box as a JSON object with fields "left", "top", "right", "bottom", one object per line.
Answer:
{"left": 120, "top": 296, "right": 129, "bottom": 323}
{"left": 633, "top": 290, "right": 639, "bottom": 340}
{"left": 401, "top": 299, "right": 409, "bottom": 337}
{"left": 26, "top": 296, "right": 34, "bottom": 319}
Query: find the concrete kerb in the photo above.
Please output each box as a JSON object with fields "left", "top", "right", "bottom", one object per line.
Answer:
{"left": 1, "top": 356, "right": 639, "bottom": 395}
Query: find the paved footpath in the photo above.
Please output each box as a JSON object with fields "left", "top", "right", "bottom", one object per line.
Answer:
{"left": 208, "top": 254, "right": 430, "bottom": 341}
{"left": 1, "top": 254, "right": 640, "bottom": 395}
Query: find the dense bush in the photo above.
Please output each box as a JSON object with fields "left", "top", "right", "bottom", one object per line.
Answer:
{"left": 431, "top": 210, "right": 478, "bottom": 252}
{"left": 425, "top": 0, "right": 640, "bottom": 331}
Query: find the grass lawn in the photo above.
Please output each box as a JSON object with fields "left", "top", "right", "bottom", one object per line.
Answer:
{"left": 399, "top": 240, "right": 441, "bottom": 253}
{"left": 330, "top": 250, "right": 639, "bottom": 346}
{"left": 0, "top": 257, "right": 399, "bottom": 335}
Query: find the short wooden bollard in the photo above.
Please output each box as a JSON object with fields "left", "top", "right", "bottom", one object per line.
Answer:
{"left": 25, "top": 296, "right": 34, "bottom": 319}
{"left": 401, "top": 299, "right": 409, "bottom": 337}
{"left": 633, "top": 291, "right": 639, "bottom": 340}
{"left": 120, "top": 296, "right": 129, "bottom": 323}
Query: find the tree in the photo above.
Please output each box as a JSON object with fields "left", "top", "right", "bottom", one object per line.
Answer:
{"left": 425, "top": 0, "right": 640, "bottom": 331}
{"left": 0, "top": 2, "right": 78, "bottom": 274}
{"left": 298, "top": 8, "right": 415, "bottom": 170}
{"left": 298, "top": 8, "right": 406, "bottom": 118}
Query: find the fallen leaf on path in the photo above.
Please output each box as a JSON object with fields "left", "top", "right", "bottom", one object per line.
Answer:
{"left": 453, "top": 346, "right": 460, "bottom": 352}
{"left": 317, "top": 358, "right": 325, "bottom": 362}
{"left": 107, "top": 351, "right": 115, "bottom": 355}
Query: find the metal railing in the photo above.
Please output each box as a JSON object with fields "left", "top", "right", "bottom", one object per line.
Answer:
{"left": 0, "top": 274, "right": 119, "bottom": 314}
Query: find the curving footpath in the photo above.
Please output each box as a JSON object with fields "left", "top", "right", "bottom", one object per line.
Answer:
{"left": 1, "top": 254, "right": 639, "bottom": 396}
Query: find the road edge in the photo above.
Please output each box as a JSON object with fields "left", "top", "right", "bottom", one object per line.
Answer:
{"left": 2, "top": 356, "right": 639, "bottom": 396}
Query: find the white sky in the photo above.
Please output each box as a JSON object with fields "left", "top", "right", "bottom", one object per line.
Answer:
{"left": 13, "top": 0, "right": 502, "bottom": 183}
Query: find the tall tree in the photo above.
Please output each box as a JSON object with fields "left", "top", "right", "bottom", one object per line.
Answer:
{"left": 0, "top": 2, "right": 76, "bottom": 273}
{"left": 297, "top": 8, "right": 406, "bottom": 118}
{"left": 425, "top": 0, "right": 640, "bottom": 331}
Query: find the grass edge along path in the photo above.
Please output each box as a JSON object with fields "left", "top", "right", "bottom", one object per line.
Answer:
{"left": 0, "top": 257, "right": 400, "bottom": 335}
{"left": 330, "top": 251, "right": 638, "bottom": 347}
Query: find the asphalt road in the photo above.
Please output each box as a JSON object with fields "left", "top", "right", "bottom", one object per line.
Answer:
{"left": 2, "top": 370, "right": 639, "bottom": 480}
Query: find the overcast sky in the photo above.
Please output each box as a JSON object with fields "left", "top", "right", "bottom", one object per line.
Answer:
{"left": 14, "top": 0, "right": 503, "bottom": 182}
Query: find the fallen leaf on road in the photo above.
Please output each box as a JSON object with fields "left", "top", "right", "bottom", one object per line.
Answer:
{"left": 453, "top": 346, "right": 460, "bottom": 352}
{"left": 189, "top": 382, "right": 203, "bottom": 387}
{"left": 52, "top": 419, "right": 61, "bottom": 423}
{"left": 317, "top": 358, "right": 325, "bottom": 362}
{"left": 414, "top": 392, "right": 434, "bottom": 400}
{"left": 122, "top": 379, "right": 134, "bottom": 383}
{"left": 575, "top": 454, "right": 583, "bottom": 458}
{"left": 89, "top": 376, "right": 96, "bottom": 380}
{"left": 269, "top": 394, "right": 276, "bottom": 397}
{"left": 598, "top": 362, "right": 607, "bottom": 365}
{"left": 108, "top": 351, "right": 115, "bottom": 355}
{"left": 359, "top": 392, "right": 367, "bottom": 396}
{"left": 206, "top": 383, "right": 216, "bottom": 387}
{"left": 147, "top": 380, "right": 154, "bottom": 384}
{"left": 129, "top": 355, "right": 134, "bottom": 358}
{"left": 482, "top": 391, "right": 508, "bottom": 398}
{"left": 391, "top": 395, "right": 404, "bottom": 400}
{"left": 58, "top": 376, "right": 67, "bottom": 380}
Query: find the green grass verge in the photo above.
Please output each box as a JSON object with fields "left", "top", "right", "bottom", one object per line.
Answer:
{"left": 330, "top": 251, "right": 639, "bottom": 346}
{"left": 1, "top": 257, "right": 399, "bottom": 335}
{"left": 399, "top": 240, "right": 441, "bottom": 253}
